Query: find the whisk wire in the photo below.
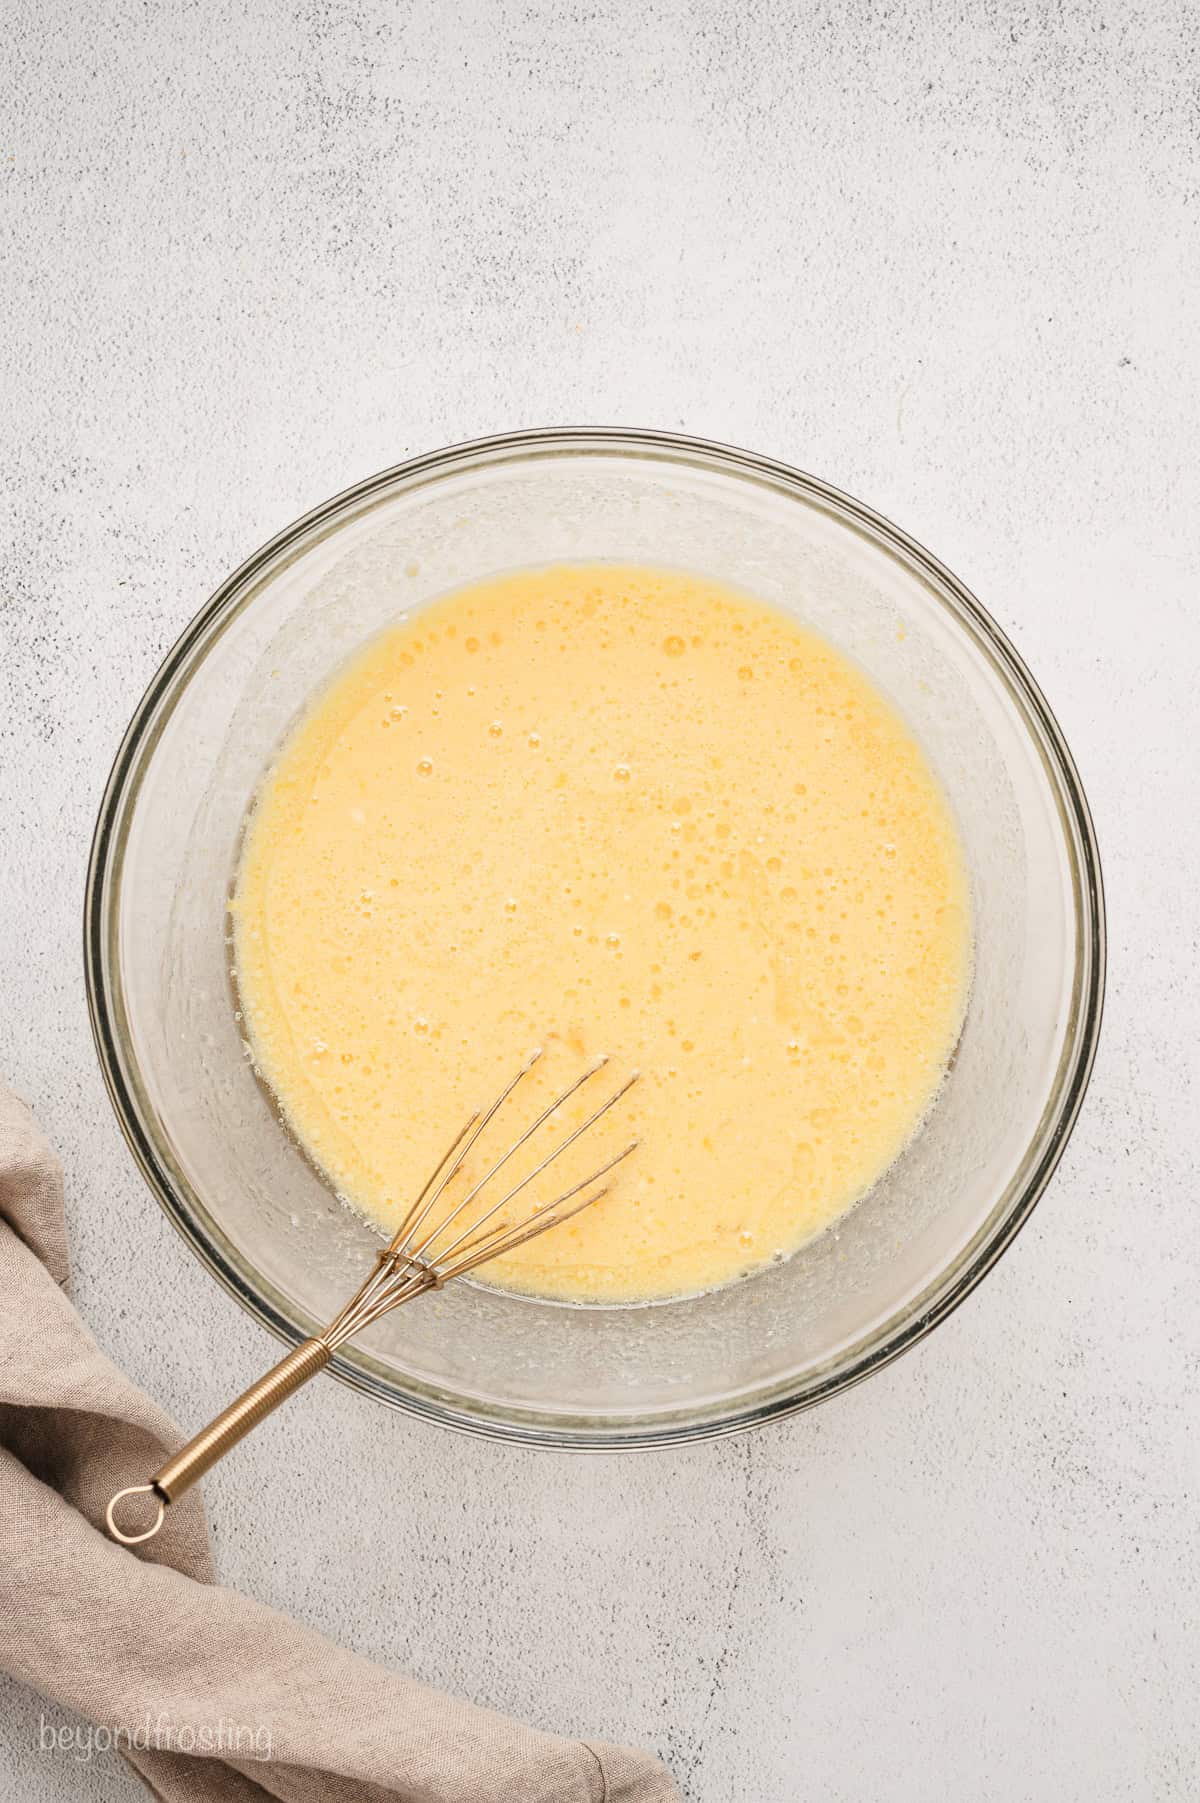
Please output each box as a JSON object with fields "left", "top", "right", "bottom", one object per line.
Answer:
{"left": 388, "top": 1048, "right": 542, "bottom": 1255}
{"left": 447, "top": 1136, "right": 640, "bottom": 1271}
{"left": 407, "top": 1057, "right": 631, "bottom": 1266}
{"left": 406, "top": 1052, "right": 610, "bottom": 1259}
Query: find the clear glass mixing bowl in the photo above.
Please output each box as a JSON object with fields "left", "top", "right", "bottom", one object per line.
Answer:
{"left": 85, "top": 430, "right": 1105, "bottom": 1446}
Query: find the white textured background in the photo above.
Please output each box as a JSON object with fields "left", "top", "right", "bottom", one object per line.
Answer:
{"left": 2, "top": 3, "right": 1198, "bottom": 1799}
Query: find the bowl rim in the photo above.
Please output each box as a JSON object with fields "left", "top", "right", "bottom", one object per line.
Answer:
{"left": 84, "top": 426, "right": 1106, "bottom": 1448}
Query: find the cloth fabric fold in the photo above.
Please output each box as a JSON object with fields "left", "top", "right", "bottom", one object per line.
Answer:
{"left": 0, "top": 1085, "right": 678, "bottom": 1802}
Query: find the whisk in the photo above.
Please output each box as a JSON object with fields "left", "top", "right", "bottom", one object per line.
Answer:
{"left": 106, "top": 1049, "right": 637, "bottom": 1546}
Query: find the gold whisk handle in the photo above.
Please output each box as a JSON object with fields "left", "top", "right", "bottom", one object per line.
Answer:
{"left": 106, "top": 1337, "right": 332, "bottom": 1546}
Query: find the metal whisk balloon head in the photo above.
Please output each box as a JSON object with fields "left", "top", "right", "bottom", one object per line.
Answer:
{"left": 318, "top": 1048, "right": 639, "bottom": 1348}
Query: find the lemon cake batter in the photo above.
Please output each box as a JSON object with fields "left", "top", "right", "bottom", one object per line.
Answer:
{"left": 231, "top": 563, "right": 970, "bottom": 1301}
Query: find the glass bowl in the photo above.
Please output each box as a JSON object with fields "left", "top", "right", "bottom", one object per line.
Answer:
{"left": 85, "top": 429, "right": 1105, "bottom": 1447}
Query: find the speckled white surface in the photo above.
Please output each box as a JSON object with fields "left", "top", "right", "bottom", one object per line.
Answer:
{"left": 2, "top": 3, "right": 1199, "bottom": 1798}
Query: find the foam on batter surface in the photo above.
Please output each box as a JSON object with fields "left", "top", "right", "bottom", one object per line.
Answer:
{"left": 231, "top": 563, "right": 970, "bottom": 1301}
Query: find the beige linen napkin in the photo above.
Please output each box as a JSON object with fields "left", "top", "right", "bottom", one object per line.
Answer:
{"left": 0, "top": 1085, "right": 679, "bottom": 1802}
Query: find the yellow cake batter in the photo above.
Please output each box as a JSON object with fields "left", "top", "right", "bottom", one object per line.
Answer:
{"left": 231, "top": 564, "right": 970, "bottom": 1302}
